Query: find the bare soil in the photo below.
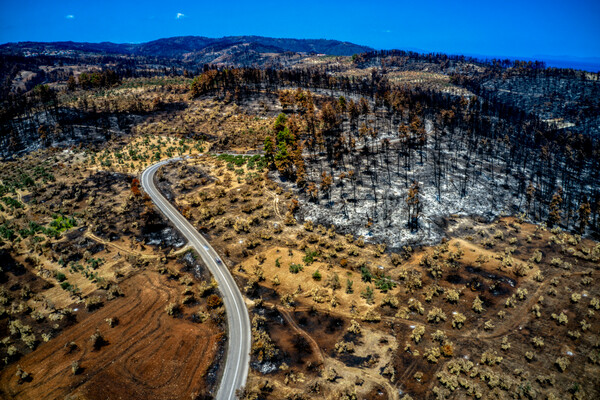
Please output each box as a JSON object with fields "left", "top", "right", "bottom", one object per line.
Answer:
{"left": 0, "top": 270, "right": 222, "bottom": 400}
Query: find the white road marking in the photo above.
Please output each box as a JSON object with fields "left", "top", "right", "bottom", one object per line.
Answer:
{"left": 141, "top": 159, "right": 250, "bottom": 400}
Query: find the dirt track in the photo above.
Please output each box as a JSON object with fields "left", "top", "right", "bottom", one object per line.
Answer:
{"left": 0, "top": 271, "right": 222, "bottom": 400}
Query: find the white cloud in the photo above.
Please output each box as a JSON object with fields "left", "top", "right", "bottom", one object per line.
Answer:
{"left": 176, "top": 12, "right": 185, "bottom": 19}
{"left": 65, "top": 14, "right": 75, "bottom": 19}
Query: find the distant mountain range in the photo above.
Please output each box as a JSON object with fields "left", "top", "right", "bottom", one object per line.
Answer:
{"left": 0, "top": 35, "right": 373, "bottom": 59}
{"left": 1, "top": 35, "right": 598, "bottom": 72}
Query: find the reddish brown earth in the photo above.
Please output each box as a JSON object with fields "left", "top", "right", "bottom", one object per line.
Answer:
{"left": 0, "top": 271, "right": 222, "bottom": 400}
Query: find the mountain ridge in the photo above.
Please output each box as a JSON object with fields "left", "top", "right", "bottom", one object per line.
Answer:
{"left": 0, "top": 35, "right": 373, "bottom": 58}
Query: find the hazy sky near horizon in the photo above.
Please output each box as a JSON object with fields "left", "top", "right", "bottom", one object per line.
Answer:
{"left": 1, "top": 0, "right": 599, "bottom": 59}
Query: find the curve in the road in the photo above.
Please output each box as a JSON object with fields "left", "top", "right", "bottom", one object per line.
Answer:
{"left": 141, "top": 158, "right": 251, "bottom": 400}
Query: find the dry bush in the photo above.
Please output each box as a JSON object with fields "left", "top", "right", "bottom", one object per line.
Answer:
{"left": 165, "top": 302, "right": 180, "bottom": 316}
{"left": 472, "top": 296, "right": 484, "bottom": 313}
{"left": 427, "top": 307, "right": 447, "bottom": 323}
{"left": 411, "top": 325, "right": 425, "bottom": 344}
{"left": 452, "top": 312, "right": 466, "bottom": 329}
{"left": 90, "top": 330, "right": 105, "bottom": 350}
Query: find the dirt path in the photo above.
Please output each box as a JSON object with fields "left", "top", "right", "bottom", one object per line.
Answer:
{"left": 276, "top": 305, "right": 325, "bottom": 364}
{"left": 84, "top": 232, "right": 159, "bottom": 260}
{"left": 269, "top": 302, "right": 398, "bottom": 400}
{"left": 264, "top": 187, "right": 283, "bottom": 220}
{"left": 453, "top": 238, "right": 530, "bottom": 265}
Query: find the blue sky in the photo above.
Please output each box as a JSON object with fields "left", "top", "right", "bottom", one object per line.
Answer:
{"left": 1, "top": 0, "right": 599, "bottom": 59}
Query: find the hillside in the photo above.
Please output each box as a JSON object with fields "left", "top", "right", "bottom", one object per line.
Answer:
{"left": 0, "top": 35, "right": 373, "bottom": 58}
{"left": 0, "top": 36, "right": 599, "bottom": 400}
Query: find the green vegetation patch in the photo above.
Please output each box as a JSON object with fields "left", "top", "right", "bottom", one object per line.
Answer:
{"left": 1, "top": 196, "right": 24, "bottom": 209}
{"left": 215, "top": 154, "right": 266, "bottom": 171}
{"left": 289, "top": 263, "right": 304, "bottom": 274}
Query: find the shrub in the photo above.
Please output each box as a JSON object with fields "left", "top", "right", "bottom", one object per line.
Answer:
{"left": 362, "top": 310, "right": 381, "bottom": 322}
{"left": 324, "top": 367, "right": 338, "bottom": 382}
{"left": 31, "top": 310, "right": 44, "bottom": 321}
{"left": 550, "top": 257, "right": 563, "bottom": 267}
{"left": 505, "top": 295, "right": 517, "bottom": 308}
{"left": 15, "top": 365, "right": 30, "bottom": 383}
{"left": 255, "top": 254, "right": 266, "bottom": 264}
{"left": 480, "top": 349, "right": 503, "bottom": 366}
{"left": 551, "top": 312, "right": 568, "bottom": 325}
{"left": 555, "top": 357, "right": 570, "bottom": 372}
{"left": 347, "top": 320, "right": 362, "bottom": 335}
{"left": 22, "top": 333, "right": 37, "bottom": 349}
{"left": 289, "top": 263, "right": 303, "bottom": 274}
{"left": 390, "top": 253, "right": 402, "bottom": 266}
{"left": 525, "top": 351, "right": 535, "bottom": 361}
{"left": 280, "top": 293, "right": 295, "bottom": 308}
{"left": 360, "top": 266, "right": 373, "bottom": 282}
{"left": 375, "top": 275, "right": 396, "bottom": 292}
{"left": 326, "top": 273, "right": 341, "bottom": 290}
{"left": 580, "top": 319, "right": 591, "bottom": 331}
{"left": 381, "top": 293, "right": 399, "bottom": 308}
{"left": 90, "top": 330, "right": 105, "bottom": 350}
{"left": 195, "top": 311, "right": 209, "bottom": 323}
{"left": 272, "top": 275, "right": 280, "bottom": 286}
{"left": 452, "top": 313, "right": 466, "bottom": 329}
{"left": 207, "top": 294, "right": 223, "bottom": 309}
{"left": 346, "top": 279, "right": 353, "bottom": 294}
{"left": 472, "top": 296, "right": 484, "bottom": 313}
{"left": 85, "top": 295, "right": 103, "bottom": 311}
{"left": 303, "top": 249, "right": 318, "bottom": 265}
{"left": 408, "top": 298, "right": 425, "bottom": 314}
{"left": 483, "top": 320, "right": 495, "bottom": 331}
{"left": 530, "top": 250, "right": 543, "bottom": 263}
{"left": 411, "top": 325, "right": 425, "bottom": 343}
{"left": 71, "top": 361, "right": 80, "bottom": 375}
{"left": 427, "top": 307, "right": 447, "bottom": 323}
{"left": 445, "top": 289, "right": 460, "bottom": 303}
{"left": 533, "top": 271, "right": 544, "bottom": 282}
{"left": 303, "top": 220, "right": 314, "bottom": 231}
{"left": 567, "top": 330, "right": 581, "bottom": 340}
{"left": 424, "top": 346, "right": 441, "bottom": 363}
{"left": 6, "top": 345, "right": 18, "bottom": 357}
{"left": 431, "top": 330, "right": 447, "bottom": 343}
{"left": 165, "top": 302, "right": 180, "bottom": 316}
{"left": 312, "top": 269, "right": 322, "bottom": 281}
{"left": 334, "top": 341, "right": 355, "bottom": 354}
{"left": 360, "top": 286, "right": 374, "bottom": 305}
{"left": 441, "top": 343, "right": 454, "bottom": 357}
{"left": 107, "top": 284, "right": 123, "bottom": 300}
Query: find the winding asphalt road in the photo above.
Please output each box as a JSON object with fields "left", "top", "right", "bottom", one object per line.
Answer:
{"left": 141, "top": 158, "right": 251, "bottom": 400}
